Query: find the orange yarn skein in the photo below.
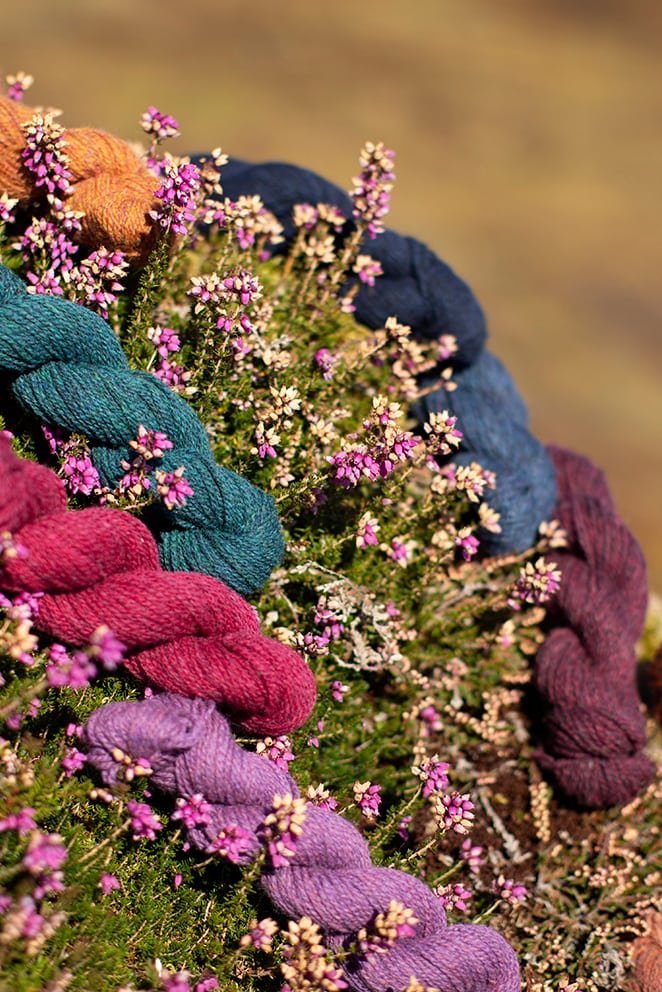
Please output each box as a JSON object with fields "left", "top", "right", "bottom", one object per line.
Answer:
{"left": 0, "top": 94, "right": 159, "bottom": 259}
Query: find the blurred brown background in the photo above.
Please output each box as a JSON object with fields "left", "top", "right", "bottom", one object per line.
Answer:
{"left": 3, "top": 0, "right": 661, "bottom": 588}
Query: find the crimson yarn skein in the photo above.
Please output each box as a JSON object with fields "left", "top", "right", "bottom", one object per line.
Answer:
{"left": 533, "top": 446, "right": 655, "bottom": 807}
{"left": 0, "top": 440, "right": 315, "bottom": 735}
{"left": 83, "top": 693, "right": 521, "bottom": 992}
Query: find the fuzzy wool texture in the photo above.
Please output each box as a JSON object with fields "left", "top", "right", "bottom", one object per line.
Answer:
{"left": 0, "top": 93, "right": 159, "bottom": 260}
{"left": 534, "top": 445, "right": 655, "bottom": 807}
{"left": 83, "top": 692, "right": 522, "bottom": 992}
{"left": 0, "top": 440, "right": 315, "bottom": 734}
{"left": 0, "top": 263, "right": 284, "bottom": 597}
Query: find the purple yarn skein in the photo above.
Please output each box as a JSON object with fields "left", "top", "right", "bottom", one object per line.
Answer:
{"left": 83, "top": 693, "right": 520, "bottom": 992}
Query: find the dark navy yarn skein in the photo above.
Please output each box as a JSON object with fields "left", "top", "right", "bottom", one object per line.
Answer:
{"left": 213, "top": 156, "right": 557, "bottom": 552}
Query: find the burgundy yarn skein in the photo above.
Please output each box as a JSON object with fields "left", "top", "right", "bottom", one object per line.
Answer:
{"left": 0, "top": 440, "right": 315, "bottom": 735}
{"left": 534, "top": 446, "right": 655, "bottom": 807}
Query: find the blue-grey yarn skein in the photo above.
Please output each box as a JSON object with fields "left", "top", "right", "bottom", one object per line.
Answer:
{"left": 0, "top": 263, "right": 284, "bottom": 595}
{"left": 211, "top": 156, "right": 557, "bottom": 552}
{"left": 414, "top": 352, "right": 558, "bottom": 553}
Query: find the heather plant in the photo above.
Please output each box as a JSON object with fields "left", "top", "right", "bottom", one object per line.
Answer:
{"left": 0, "top": 83, "right": 660, "bottom": 992}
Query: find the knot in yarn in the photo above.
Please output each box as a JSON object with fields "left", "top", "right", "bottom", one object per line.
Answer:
{"left": 217, "top": 156, "right": 557, "bottom": 553}
{"left": 0, "top": 439, "right": 315, "bottom": 734}
{"left": 83, "top": 693, "right": 521, "bottom": 992}
{"left": 0, "top": 93, "right": 159, "bottom": 260}
{"left": 533, "top": 446, "right": 655, "bottom": 807}
{"left": 0, "top": 264, "right": 284, "bottom": 595}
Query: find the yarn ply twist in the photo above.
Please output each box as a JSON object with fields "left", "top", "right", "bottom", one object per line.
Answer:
{"left": 0, "top": 439, "right": 315, "bottom": 734}
{"left": 83, "top": 692, "right": 521, "bottom": 992}
{"left": 533, "top": 446, "right": 655, "bottom": 807}
{"left": 0, "top": 263, "right": 283, "bottom": 596}
{"left": 0, "top": 93, "right": 159, "bottom": 259}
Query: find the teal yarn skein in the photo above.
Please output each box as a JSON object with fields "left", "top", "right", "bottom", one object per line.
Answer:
{"left": 0, "top": 263, "right": 284, "bottom": 596}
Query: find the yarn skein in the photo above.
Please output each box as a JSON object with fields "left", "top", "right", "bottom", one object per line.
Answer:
{"left": 215, "top": 156, "right": 558, "bottom": 557}
{"left": 82, "top": 692, "right": 521, "bottom": 992}
{"left": 0, "top": 439, "right": 316, "bottom": 735}
{"left": 0, "top": 263, "right": 283, "bottom": 597}
{"left": 0, "top": 93, "right": 159, "bottom": 260}
{"left": 533, "top": 446, "right": 655, "bottom": 807}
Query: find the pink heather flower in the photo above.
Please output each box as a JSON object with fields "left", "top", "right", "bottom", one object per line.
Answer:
{"left": 455, "top": 528, "right": 480, "bottom": 562}
{"left": 22, "top": 831, "right": 68, "bottom": 893}
{"left": 154, "top": 467, "right": 194, "bottom": 510}
{"left": 141, "top": 106, "right": 180, "bottom": 142}
{"left": 61, "top": 746, "right": 87, "bottom": 778}
{"left": 162, "top": 971, "right": 191, "bottom": 992}
{"left": 172, "top": 794, "right": 212, "bottom": 830}
{"left": 195, "top": 979, "right": 219, "bottom": 992}
{"left": 418, "top": 704, "right": 442, "bottom": 737}
{"left": 71, "top": 248, "right": 128, "bottom": 318}
{"left": 437, "top": 792, "right": 475, "bottom": 835}
{"left": 88, "top": 625, "right": 126, "bottom": 671}
{"left": 350, "top": 141, "right": 395, "bottom": 239}
{"left": 314, "top": 605, "right": 345, "bottom": 642}
{"left": 353, "top": 781, "right": 382, "bottom": 821}
{"left": 256, "top": 736, "right": 295, "bottom": 772}
{"left": 208, "top": 824, "right": 253, "bottom": 864}
{"left": 151, "top": 157, "right": 201, "bottom": 236}
{"left": 261, "top": 795, "right": 307, "bottom": 869}
{"left": 0, "top": 192, "right": 18, "bottom": 224}
{"left": 356, "top": 512, "right": 379, "bottom": 549}
{"left": 130, "top": 425, "right": 174, "bottom": 460}
{"left": 127, "top": 799, "right": 163, "bottom": 841}
{"left": 173, "top": 873, "right": 183, "bottom": 889}
{"left": 46, "top": 645, "right": 97, "bottom": 690}
{"left": 331, "top": 680, "right": 349, "bottom": 703}
{"left": 21, "top": 112, "right": 72, "bottom": 196}
{"left": 460, "top": 839, "right": 485, "bottom": 873}
{"left": 389, "top": 538, "right": 415, "bottom": 566}
{"left": 0, "top": 806, "right": 38, "bottom": 836}
{"left": 17, "top": 895, "right": 45, "bottom": 940}
{"left": 314, "top": 347, "right": 337, "bottom": 380}
{"left": 99, "top": 873, "right": 121, "bottom": 895}
{"left": 6, "top": 72, "right": 34, "bottom": 102}
{"left": 0, "top": 895, "right": 11, "bottom": 914}
{"left": 61, "top": 454, "right": 100, "bottom": 495}
{"left": 148, "top": 325, "right": 182, "bottom": 359}
{"left": 416, "top": 757, "right": 450, "bottom": 798}
{"left": 396, "top": 815, "right": 412, "bottom": 841}
{"left": 153, "top": 358, "right": 192, "bottom": 393}
{"left": 492, "top": 875, "right": 528, "bottom": 905}
{"left": 510, "top": 557, "right": 562, "bottom": 608}
{"left": 239, "top": 917, "right": 279, "bottom": 952}
{"left": 353, "top": 253, "right": 383, "bottom": 286}
{"left": 436, "top": 882, "right": 473, "bottom": 913}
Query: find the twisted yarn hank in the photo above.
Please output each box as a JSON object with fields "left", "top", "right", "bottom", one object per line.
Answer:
{"left": 0, "top": 439, "right": 315, "bottom": 735}
{"left": 533, "top": 446, "right": 655, "bottom": 807}
{"left": 216, "top": 156, "right": 558, "bottom": 556}
{"left": 0, "top": 263, "right": 283, "bottom": 597}
{"left": 0, "top": 93, "right": 159, "bottom": 260}
{"left": 83, "top": 692, "right": 521, "bottom": 992}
